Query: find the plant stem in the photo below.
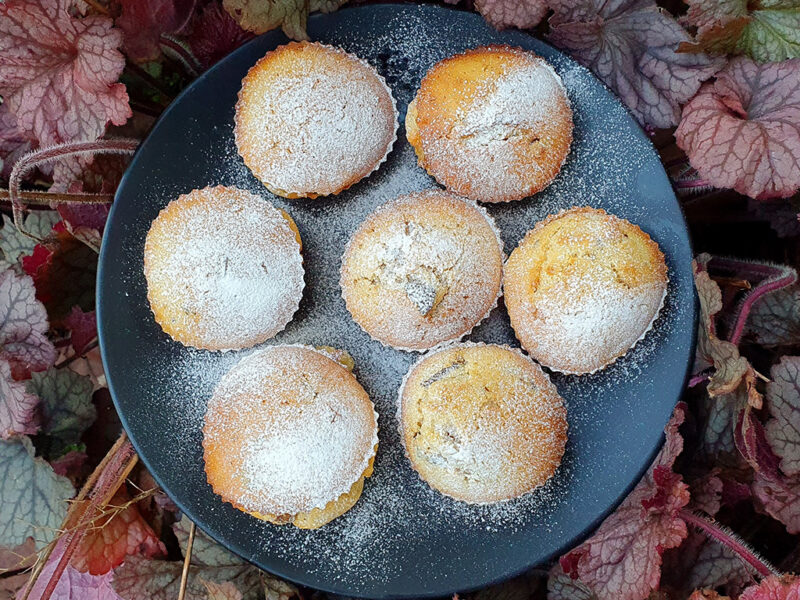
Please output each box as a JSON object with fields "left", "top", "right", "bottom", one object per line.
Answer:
{"left": 679, "top": 509, "right": 779, "bottom": 578}
{"left": 0, "top": 189, "right": 113, "bottom": 206}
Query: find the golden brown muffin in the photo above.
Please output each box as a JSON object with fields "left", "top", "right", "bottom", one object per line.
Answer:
{"left": 144, "top": 186, "right": 304, "bottom": 351}
{"left": 406, "top": 45, "right": 573, "bottom": 203}
{"left": 340, "top": 189, "right": 504, "bottom": 351}
{"left": 235, "top": 41, "right": 398, "bottom": 199}
{"left": 504, "top": 207, "right": 668, "bottom": 375}
{"left": 203, "top": 345, "right": 379, "bottom": 529}
{"left": 399, "top": 343, "right": 567, "bottom": 503}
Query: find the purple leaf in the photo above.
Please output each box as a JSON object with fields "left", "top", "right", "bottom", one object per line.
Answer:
{"left": 0, "top": 358, "right": 39, "bottom": 439}
{"left": 548, "top": 0, "right": 723, "bottom": 128}
{"left": 0, "top": 268, "right": 56, "bottom": 380}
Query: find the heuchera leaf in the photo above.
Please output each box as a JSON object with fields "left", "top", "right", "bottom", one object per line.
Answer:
{"left": 223, "top": 0, "right": 348, "bottom": 39}
{"left": 748, "top": 198, "right": 800, "bottom": 238}
{"left": 27, "top": 367, "right": 96, "bottom": 458}
{"left": 547, "top": 0, "right": 723, "bottom": 128}
{"left": 50, "top": 448, "right": 88, "bottom": 481}
{"left": 187, "top": 2, "right": 254, "bottom": 70}
{"left": 0, "top": 436, "right": 74, "bottom": 547}
{"left": 735, "top": 404, "right": 800, "bottom": 533}
{"left": 0, "top": 268, "right": 57, "bottom": 380}
{"left": 558, "top": 404, "right": 689, "bottom": 600}
{"left": 662, "top": 528, "right": 755, "bottom": 598}
{"left": 764, "top": 356, "right": 800, "bottom": 476}
{"left": 202, "top": 580, "right": 243, "bottom": 600}
{"left": 111, "top": 555, "right": 261, "bottom": 600}
{"left": 689, "top": 591, "right": 731, "bottom": 600}
{"left": 689, "top": 471, "right": 724, "bottom": 515}
{"left": 475, "top": 0, "right": 548, "bottom": 30}
{"left": 0, "top": 0, "right": 132, "bottom": 148}
{"left": 739, "top": 575, "right": 800, "bottom": 600}
{"left": 71, "top": 488, "right": 165, "bottom": 576}
{"left": 20, "top": 543, "right": 123, "bottom": 600}
{"left": 116, "top": 0, "right": 196, "bottom": 62}
{"left": 676, "top": 57, "right": 800, "bottom": 200}
{"left": 0, "top": 212, "right": 60, "bottom": 266}
{"left": 26, "top": 227, "right": 97, "bottom": 324}
{"left": 262, "top": 576, "right": 300, "bottom": 600}
{"left": 172, "top": 516, "right": 242, "bottom": 567}
{"left": 745, "top": 284, "right": 800, "bottom": 346}
{"left": 0, "top": 103, "right": 31, "bottom": 180}
{"left": 679, "top": 0, "right": 800, "bottom": 63}
{"left": 548, "top": 565, "right": 598, "bottom": 599}
{"left": 0, "top": 358, "right": 39, "bottom": 440}
{"left": 693, "top": 262, "right": 757, "bottom": 401}
{"left": 696, "top": 392, "right": 743, "bottom": 462}
{"left": 63, "top": 307, "right": 97, "bottom": 357}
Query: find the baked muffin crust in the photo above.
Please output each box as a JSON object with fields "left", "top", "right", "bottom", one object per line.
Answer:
{"left": 340, "top": 189, "right": 504, "bottom": 351}
{"left": 203, "top": 345, "right": 379, "bottom": 528}
{"left": 143, "top": 186, "right": 304, "bottom": 351}
{"left": 399, "top": 343, "right": 567, "bottom": 503}
{"left": 406, "top": 45, "right": 573, "bottom": 203}
{"left": 504, "top": 207, "right": 668, "bottom": 374}
{"left": 235, "top": 41, "right": 398, "bottom": 199}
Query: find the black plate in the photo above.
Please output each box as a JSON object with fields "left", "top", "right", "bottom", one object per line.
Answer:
{"left": 98, "top": 4, "right": 696, "bottom": 598}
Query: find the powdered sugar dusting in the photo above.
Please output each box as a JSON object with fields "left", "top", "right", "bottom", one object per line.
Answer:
{"left": 235, "top": 42, "right": 398, "bottom": 198}
{"left": 340, "top": 191, "right": 504, "bottom": 351}
{"left": 204, "top": 346, "right": 378, "bottom": 514}
{"left": 144, "top": 186, "right": 304, "bottom": 350}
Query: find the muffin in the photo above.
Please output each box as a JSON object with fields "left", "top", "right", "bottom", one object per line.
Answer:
{"left": 203, "top": 345, "right": 379, "bottom": 529}
{"left": 504, "top": 207, "right": 668, "bottom": 375}
{"left": 340, "top": 189, "right": 504, "bottom": 351}
{"left": 399, "top": 343, "right": 567, "bottom": 503}
{"left": 235, "top": 41, "right": 398, "bottom": 199}
{"left": 144, "top": 186, "right": 304, "bottom": 351}
{"left": 406, "top": 45, "right": 573, "bottom": 203}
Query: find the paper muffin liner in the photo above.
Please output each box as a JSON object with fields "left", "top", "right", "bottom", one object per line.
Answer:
{"left": 395, "top": 341, "right": 564, "bottom": 506}
{"left": 202, "top": 344, "right": 379, "bottom": 518}
{"left": 504, "top": 206, "right": 670, "bottom": 376}
{"left": 339, "top": 192, "right": 506, "bottom": 353}
{"left": 234, "top": 41, "right": 399, "bottom": 200}
{"left": 145, "top": 186, "right": 305, "bottom": 353}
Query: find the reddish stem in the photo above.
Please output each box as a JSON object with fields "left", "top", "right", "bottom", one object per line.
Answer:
{"left": 679, "top": 509, "right": 779, "bottom": 578}
{"left": 9, "top": 139, "right": 138, "bottom": 242}
{"left": 674, "top": 178, "right": 712, "bottom": 190}
{"left": 37, "top": 439, "right": 137, "bottom": 600}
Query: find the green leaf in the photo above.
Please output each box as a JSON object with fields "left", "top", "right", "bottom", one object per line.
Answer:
{"left": 28, "top": 367, "right": 95, "bottom": 458}
{"left": 0, "top": 436, "right": 74, "bottom": 547}
{"left": 0, "top": 212, "right": 60, "bottom": 264}
{"left": 681, "top": 0, "right": 800, "bottom": 62}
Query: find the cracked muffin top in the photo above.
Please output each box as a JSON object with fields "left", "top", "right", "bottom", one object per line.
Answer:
{"left": 235, "top": 41, "right": 398, "bottom": 199}
{"left": 504, "top": 207, "right": 668, "bottom": 375}
{"left": 405, "top": 45, "right": 573, "bottom": 203}
{"left": 339, "top": 189, "right": 504, "bottom": 351}
{"left": 203, "top": 345, "right": 379, "bottom": 529}
{"left": 143, "top": 186, "right": 304, "bottom": 351}
{"left": 399, "top": 343, "right": 567, "bottom": 504}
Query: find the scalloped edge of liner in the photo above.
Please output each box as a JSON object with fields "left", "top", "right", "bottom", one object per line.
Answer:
{"left": 202, "top": 343, "right": 380, "bottom": 517}
{"left": 339, "top": 192, "right": 506, "bottom": 354}
{"left": 395, "top": 340, "right": 566, "bottom": 506}
{"left": 233, "top": 41, "right": 399, "bottom": 200}
{"left": 145, "top": 186, "right": 306, "bottom": 353}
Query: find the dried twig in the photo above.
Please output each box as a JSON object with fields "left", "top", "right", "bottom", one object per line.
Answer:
{"left": 178, "top": 522, "right": 197, "bottom": 600}
{"left": 0, "top": 189, "right": 113, "bottom": 206}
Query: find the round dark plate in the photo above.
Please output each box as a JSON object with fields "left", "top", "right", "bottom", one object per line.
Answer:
{"left": 98, "top": 4, "right": 696, "bottom": 598}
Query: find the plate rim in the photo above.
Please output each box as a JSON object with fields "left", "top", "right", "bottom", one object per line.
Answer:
{"left": 97, "top": 3, "right": 698, "bottom": 597}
